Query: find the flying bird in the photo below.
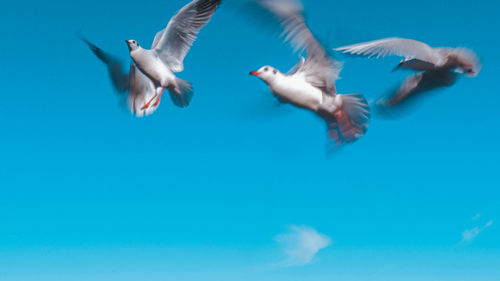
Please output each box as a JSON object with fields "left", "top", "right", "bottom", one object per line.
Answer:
{"left": 335, "top": 37, "right": 481, "bottom": 113}
{"left": 126, "top": 0, "right": 221, "bottom": 110}
{"left": 81, "top": 36, "right": 159, "bottom": 117}
{"left": 248, "top": 0, "right": 370, "bottom": 148}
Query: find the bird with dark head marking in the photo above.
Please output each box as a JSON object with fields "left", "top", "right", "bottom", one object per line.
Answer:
{"left": 81, "top": 0, "right": 221, "bottom": 115}
{"left": 335, "top": 37, "right": 481, "bottom": 115}
{"left": 80, "top": 35, "right": 159, "bottom": 117}
{"left": 248, "top": 0, "right": 370, "bottom": 149}
{"left": 126, "top": 0, "right": 221, "bottom": 110}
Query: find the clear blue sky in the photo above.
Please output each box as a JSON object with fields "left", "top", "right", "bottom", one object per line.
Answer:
{"left": 0, "top": 0, "right": 499, "bottom": 280}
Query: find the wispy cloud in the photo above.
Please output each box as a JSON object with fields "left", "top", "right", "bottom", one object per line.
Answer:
{"left": 459, "top": 220, "right": 493, "bottom": 245}
{"left": 471, "top": 213, "right": 481, "bottom": 221}
{"left": 274, "top": 225, "right": 331, "bottom": 267}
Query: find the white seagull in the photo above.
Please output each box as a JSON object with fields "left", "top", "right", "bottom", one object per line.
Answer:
{"left": 81, "top": 36, "right": 159, "bottom": 117}
{"left": 335, "top": 37, "right": 481, "bottom": 111}
{"left": 248, "top": 0, "right": 370, "bottom": 147}
{"left": 126, "top": 0, "right": 221, "bottom": 110}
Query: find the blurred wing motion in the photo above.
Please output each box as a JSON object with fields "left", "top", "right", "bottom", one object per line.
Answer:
{"left": 377, "top": 70, "right": 457, "bottom": 111}
{"left": 321, "top": 94, "right": 370, "bottom": 147}
{"left": 81, "top": 36, "right": 158, "bottom": 117}
{"left": 80, "top": 36, "right": 130, "bottom": 92}
{"left": 335, "top": 37, "right": 444, "bottom": 66}
{"left": 153, "top": 0, "right": 221, "bottom": 73}
{"left": 254, "top": 0, "right": 369, "bottom": 146}
{"left": 256, "top": 0, "right": 342, "bottom": 94}
{"left": 127, "top": 65, "right": 159, "bottom": 117}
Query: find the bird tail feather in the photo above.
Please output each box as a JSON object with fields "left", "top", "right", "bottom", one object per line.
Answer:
{"left": 168, "top": 78, "right": 193, "bottom": 108}
{"left": 320, "top": 93, "right": 370, "bottom": 147}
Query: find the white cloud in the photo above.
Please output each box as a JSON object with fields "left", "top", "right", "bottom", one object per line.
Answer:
{"left": 472, "top": 213, "right": 481, "bottom": 221}
{"left": 275, "top": 225, "right": 331, "bottom": 266}
{"left": 460, "top": 220, "right": 493, "bottom": 244}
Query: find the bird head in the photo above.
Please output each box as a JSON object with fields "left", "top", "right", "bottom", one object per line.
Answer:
{"left": 457, "top": 61, "right": 477, "bottom": 76}
{"left": 125, "top": 40, "right": 140, "bottom": 52}
{"left": 249, "top": 66, "right": 279, "bottom": 84}
{"left": 448, "top": 48, "right": 481, "bottom": 77}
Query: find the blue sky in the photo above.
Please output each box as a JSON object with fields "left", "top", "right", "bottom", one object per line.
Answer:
{"left": 0, "top": 0, "right": 499, "bottom": 280}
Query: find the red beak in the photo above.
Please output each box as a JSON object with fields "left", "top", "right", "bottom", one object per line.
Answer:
{"left": 462, "top": 61, "right": 473, "bottom": 67}
{"left": 249, "top": 71, "right": 260, "bottom": 76}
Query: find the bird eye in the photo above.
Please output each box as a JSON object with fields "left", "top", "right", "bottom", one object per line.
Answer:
{"left": 264, "top": 67, "right": 269, "bottom": 72}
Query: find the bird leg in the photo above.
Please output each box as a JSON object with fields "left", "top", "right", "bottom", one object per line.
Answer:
{"left": 141, "top": 93, "right": 158, "bottom": 110}
{"left": 328, "top": 121, "right": 343, "bottom": 146}
{"left": 152, "top": 87, "right": 166, "bottom": 107}
{"left": 333, "top": 109, "right": 358, "bottom": 143}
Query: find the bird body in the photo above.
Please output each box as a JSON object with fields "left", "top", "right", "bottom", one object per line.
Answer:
{"left": 82, "top": 0, "right": 220, "bottom": 114}
{"left": 249, "top": 0, "right": 370, "bottom": 147}
{"left": 125, "top": 0, "right": 221, "bottom": 108}
{"left": 268, "top": 71, "right": 324, "bottom": 111}
{"left": 335, "top": 37, "right": 480, "bottom": 113}
{"left": 80, "top": 36, "right": 160, "bottom": 117}
{"left": 128, "top": 47, "right": 176, "bottom": 88}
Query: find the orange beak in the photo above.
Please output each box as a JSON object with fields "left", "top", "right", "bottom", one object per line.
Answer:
{"left": 249, "top": 71, "right": 260, "bottom": 76}
{"left": 462, "top": 61, "right": 473, "bottom": 67}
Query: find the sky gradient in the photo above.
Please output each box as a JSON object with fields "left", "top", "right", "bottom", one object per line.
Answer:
{"left": 0, "top": 0, "right": 499, "bottom": 280}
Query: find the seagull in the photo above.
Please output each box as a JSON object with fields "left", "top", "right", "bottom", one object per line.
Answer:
{"left": 248, "top": 0, "right": 370, "bottom": 147}
{"left": 126, "top": 0, "right": 221, "bottom": 110}
{"left": 81, "top": 36, "right": 159, "bottom": 117}
{"left": 335, "top": 37, "right": 481, "bottom": 112}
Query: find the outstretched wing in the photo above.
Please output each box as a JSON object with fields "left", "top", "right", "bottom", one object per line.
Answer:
{"left": 80, "top": 35, "right": 130, "bottom": 92}
{"left": 152, "top": 0, "right": 221, "bottom": 73}
{"left": 377, "top": 69, "right": 457, "bottom": 110}
{"left": 335, "top": 37, "right": 444, "bottom": 65}
{"left": 256, "top": 0, "right": 342, "bottom": 95}
{"left": 81, "top": 36, "right": 160, "bottom": 117}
